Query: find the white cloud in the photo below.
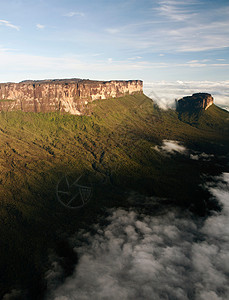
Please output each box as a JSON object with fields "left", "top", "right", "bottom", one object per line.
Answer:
{"left": 169, "top": 19, "right": 229, "bottom": 52}
{"left": 144, "top": 87, "right": 177, "bottom": 109}
{"left": 64, "top": 11, "right": 85, "bottom": 17}
{"left": 177, "top": 80, "right": 183, "bottom": 84}
{"left": 128, "top": 56, "right": 142, "bottom": 60}
{"left": 0, "top": 51, "right": 170, "bottom": 82}
{"left": 46, "top": 173, "right": 229, "bottom": 300}
{"left": 36, "top": 24, "right": 45, "bottom": 30}
{"left": 212, "top": 63, "right": 229, "bottom": 67}
{"left": 186, "top": 62, "right": 207, "bottom": 68}
{"left": 154, "top": 140, "right": 187, "bottom": 155}
{"left": 187, "top": 60, "right": 199, "bottom": 63}
{"left": 0, "top": 19, "right": 20, "bottom": 31}
{"left": 153, "top": 142, "right": 216, "bottom": 160}
{"left": 112, "top": 2, "right": 229, "bottom": 53}
{"left": 144, "top": 80, "right": 229, "bottom": 110}
{"left": 190, "top": 152, "right": 214, "bottom": 161}
{"left": 0, "top": 49, "right": 228, "bottom": 86}
{"left": 156, "top": 0, "right": 198, "bottom": 22}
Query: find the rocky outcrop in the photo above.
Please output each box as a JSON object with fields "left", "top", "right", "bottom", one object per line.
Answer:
{"left": 0, "top": 79, "right": 143, "bottom": 115}
{"left": 176, "top": 93, "right": 214, "bottom": 112}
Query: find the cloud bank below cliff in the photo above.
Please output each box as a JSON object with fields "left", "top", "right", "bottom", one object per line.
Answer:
{"left": 144, "top": 80, "right": 229, "bottom": 110}
{"left": 47, "top": 173, "right": 229, "bottom": 300}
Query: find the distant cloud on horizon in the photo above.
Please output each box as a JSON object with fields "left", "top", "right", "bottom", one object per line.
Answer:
{"left": 144, "top": 80, "right": 229, "bottom": 110}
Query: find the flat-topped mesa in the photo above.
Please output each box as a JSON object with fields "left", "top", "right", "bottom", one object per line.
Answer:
{"left": 0, "top": 79, "right": 143, "bottom": 115}
{"left": 176, "top": 93, "right": 214, "bottom": 112}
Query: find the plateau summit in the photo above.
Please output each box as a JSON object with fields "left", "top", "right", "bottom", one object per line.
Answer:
{"left": 176, "top": 93, "right": 214, "bottom": 112}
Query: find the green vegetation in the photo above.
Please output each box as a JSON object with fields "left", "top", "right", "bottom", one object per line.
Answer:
{"left": 0, "top": 93, "right": 228, "bottom": 298}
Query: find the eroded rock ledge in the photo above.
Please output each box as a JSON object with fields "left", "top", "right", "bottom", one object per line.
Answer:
{"left": 0, "top": 79, "right": 143, "bottom": 115}
{"left": 176, "top": 93, "right": 214, "bottom": 112}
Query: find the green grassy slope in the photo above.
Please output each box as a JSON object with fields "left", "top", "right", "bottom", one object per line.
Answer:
{"left": 178, "top": 104, "right": 229, "bottom": 130}
{"left": 0, "top": 93, "right": 228, "bottom": 298}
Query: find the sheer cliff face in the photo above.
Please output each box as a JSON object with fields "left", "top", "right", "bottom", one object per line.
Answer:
{"left": 176, "top": 93, "right": 214, "bottom": 112}
{"left": 0, "top": 79, "right": 143, "bottom": 115}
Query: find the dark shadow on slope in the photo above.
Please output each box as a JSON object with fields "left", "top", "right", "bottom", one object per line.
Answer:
{"left": 1, "top": 95, "right": 229, "bottom": 299}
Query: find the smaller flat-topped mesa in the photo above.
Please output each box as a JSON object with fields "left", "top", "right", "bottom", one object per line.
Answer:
{"left": 0, "top": 78, "right": 143, "bottom": 115}
{"left": 176, "top": 93, "right": 214, "bottom": 112}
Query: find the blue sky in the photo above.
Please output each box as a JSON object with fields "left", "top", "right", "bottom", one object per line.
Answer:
{"left": 0, "top": 0, "right": 229, "bottom": 82}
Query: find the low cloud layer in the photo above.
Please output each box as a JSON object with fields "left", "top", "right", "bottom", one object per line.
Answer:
{"left": 154, "top": 140, "right": 187, "bottom": 155}
{"left": 144, "top": 81, "right": 229, "bottom": 111}
{"left": 153, "top": 140, "right": 215, "bottom": 162}
{"left": 47, "top": 173, "right": 229, "bottom": 300}
{"left": 152, "top": 140, "right": 215, "bottom": 161}
{"left": 190, "top": 152, "right": 214, "bottom": 161}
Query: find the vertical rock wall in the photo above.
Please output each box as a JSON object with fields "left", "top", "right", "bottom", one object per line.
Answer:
{"left": 176, "top": 93, "right": 214, "bottom": 112}
{"left": 0, "top": 79, "right": 143, "bottom": 115}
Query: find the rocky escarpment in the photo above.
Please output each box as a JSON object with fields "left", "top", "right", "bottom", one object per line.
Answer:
{"left": 176, "top": 93, "right": 214, "bottom": 112}
{"left": 0, "top": 79, "right": 143, "bottom": 115}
